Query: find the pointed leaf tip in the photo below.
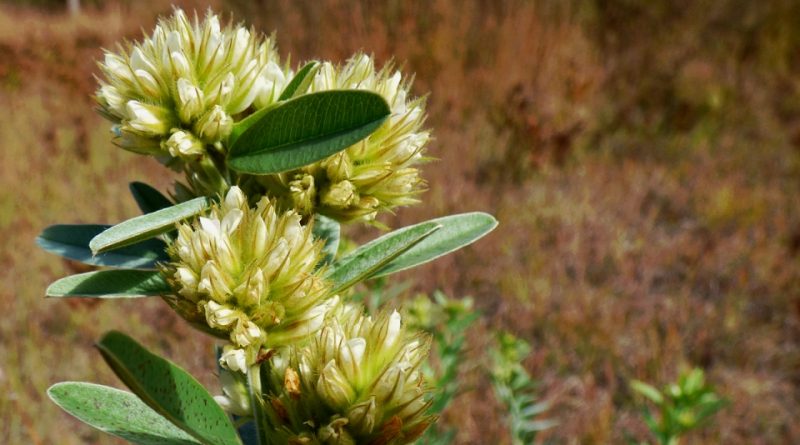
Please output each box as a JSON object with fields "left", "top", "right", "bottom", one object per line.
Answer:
{"left": 89, "top": 197, "right": 209, "bottom": 255}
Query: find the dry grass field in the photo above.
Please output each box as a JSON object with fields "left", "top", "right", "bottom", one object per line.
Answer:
{"left": 2, "top": 0, "right": 800, "bottom": 443}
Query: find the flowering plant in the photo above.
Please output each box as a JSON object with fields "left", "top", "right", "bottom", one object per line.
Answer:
{"left": 38, "top": 9, "right": 496, "bottom": 445}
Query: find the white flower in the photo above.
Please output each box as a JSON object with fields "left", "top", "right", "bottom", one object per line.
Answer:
{"left": 219, "top": 346, "right": 249, "bottom": 373}
{"left": 125, "top": 101, "right": 171, "bottom": 135}
{"left": 164, "top": 130, "right": 204, "bottom": 157}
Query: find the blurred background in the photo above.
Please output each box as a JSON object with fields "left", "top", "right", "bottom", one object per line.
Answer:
{"left": 2, "top": 0, "right": 800, "bottom": 443}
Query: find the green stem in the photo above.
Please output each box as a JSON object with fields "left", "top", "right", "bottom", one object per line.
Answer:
{"left": 247, "top": 364, "right": 270, "bottom": 445}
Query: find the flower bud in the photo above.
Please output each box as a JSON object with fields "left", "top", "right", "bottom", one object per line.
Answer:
{"left": 219, "top": 345, "right": 250, "bottom": 373}
{"left": 322, "top": 152, "right": 353, "bottom": 183}
{"left": 194, "top": 105, "right": 233, "bottom": 143}
{"left": 321, "top": 181, "right": 359, "bottom": 209}
{"left": 232, "top": 318, "right": 264, "bottom": 347}
{"left": 203, "top": 300, "right": 241, "bottom": 329}
{"left": 317, "top": 418, "right": 356, "bottom": 445}
{"left": 317, "top": 360, "right": 355, "bottom": 410}
{"left": 97, "top": 85, "right": 126, "bottom": 116}
{"left": 125, "top": 101, "right": 172, "bottom": 136}
{"left": 176, "top": 78, "right": 205, "bottom": 124}
{"left": 346, "top": 397, "right": 377, "bottom": 435}
{"left": 255, "top": 60, "right": 289, "bottom": 108}
{"left": 164, "top": 130, "right": 205, "bottom": 158}
{"left": 287, "top": 174, "right": 316, "bottom": 215}
{"left": 214, "top": 368, "right": 251, "bottom": 416}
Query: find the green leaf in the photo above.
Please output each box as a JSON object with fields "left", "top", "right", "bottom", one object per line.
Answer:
{"left": 228, "top": 90, "right": 390, "bottom": 174}
{"left": 228, "top": 105, "right": 277, "bottom": 149}
{"left": 631, "top": 380, "right": 665, "bottom": 405}
{"left": 46, "top": 270, "right": 170, "bottom": 298}
{"left": 278, "top": 61, "right": 320, "bottom": 100}
{"left": 97, "top": 331, "right": 242, "bottom": 445}
{"left": 326, "top": 222, "right": 441, "bottom": 293}
{"left": 37, "top": 224, "right": 168, "bottom": 269}
{"left": 48, "top": 382, "right": 201, "bottom": 445}
{"left": 90, "top": 197, "right": 210, "bottom": 255}
{"left": 312, "top": 214, "right": 340, "bottom": 266}
{"left": 370, "top": 212, "right": 498, "bottom": 279}
{"left": 130, "top": 182, "right": 174, "bottom": 214}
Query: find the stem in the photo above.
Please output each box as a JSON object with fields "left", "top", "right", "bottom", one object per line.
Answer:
{"left": 247, "top": 364, "right": 270, "bottom": 445}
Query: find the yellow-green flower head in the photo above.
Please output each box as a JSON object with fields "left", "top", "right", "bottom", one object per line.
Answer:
{"left": 260, "top": 305, "right": 434, "bottom": 445}
{"left": 162, "top": 186, "right": 336, "bottom": 372}
{"left": 96, "top": 8, "right": 290, "bottom": 158}
{"left": 260, "top": 53, "right": 430, "bottom": 223}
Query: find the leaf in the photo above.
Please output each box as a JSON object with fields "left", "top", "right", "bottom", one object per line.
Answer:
{"left": 326, "top": 222, "right": 441, "bottom": 293}
{"left": 278, "top": 61, "right": 320, "bottom": 100}
{"left": 97, "top": 331, "right": 242, "bottom": 445}
{"left": 46, "top": 270, "right": 170, "bottom": 298}
{"left": 228, "top": 90, "right": 390, "bottom": 174}
{"left": 226, "top": 61, "right": 324, "bottom": 148}
{"left": 631, "top": 380, "right": 665, "bottom": 405}
{"left": 370, "top": 212, "right": 498, "bottom": 279}
{"left": 228, "top": 105, "right": 278, "bottom": 149}
{"left": 37, "top": 224, "right": 168, "bottom": 269}
{"left": 312, "top": 214, "right": 340, "bottom": 266}
{"left": 90, "top": 197, "right": 210, "bottom": 255}
{"left": 130, "top": 182, "right": 174, "bottom": 214}
{"left": 48, "top": 382, "right": 201, "bottom": 445}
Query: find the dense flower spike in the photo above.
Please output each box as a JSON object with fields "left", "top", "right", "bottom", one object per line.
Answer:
{"left": 257, "top": 305, "right": 434, "bottom": 445}
{"left": 162, "top": 186, "right": 336, "bottom": 372}
{"left": 96, "top": 9, "right": 289, "bottom": 158}
{"left": 257, "top": 53, "right": 430, "bottom": 223}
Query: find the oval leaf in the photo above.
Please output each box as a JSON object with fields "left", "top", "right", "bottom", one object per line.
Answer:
{"left": 37, "top": 224, "right": 169, "bottom": 269}
{"left": 90, "top": 197, "right": 209, "bottom": 255}
{"left": 370, "top": 212, "right": 498, "bottom": 278}
{"left": 130, "top": 182, "right": 174, "bottom": 214}
{"left": 46, "top": 270, "right": 170, "bottom": 298}
{"left": 227, "top": 90, "right": 390, "bottom": 174}
{"left": 48, "top": 382, "right": 201, "bottom": 445}
{"left": 326, "top": 222, "right": 441, "bottom": 293}
{"left": 312, "top": 214, "right": 340, "bottom": 266}
{"left": 97, "top": 331, "right": 242, "bottom": 445}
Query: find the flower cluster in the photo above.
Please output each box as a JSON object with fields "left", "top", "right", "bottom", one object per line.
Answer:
{"left": 95, "top": 8, "right": 437, "bottom": 442}
{"left": 257, "top": 54, "right": 430, "bottom": 222}
{"left": 257, "top": 305, "right": 433, "bottom": 445}
{"left": 96, "top": 9, "right": 289, "bottom": 158}
{"left": 162, "top": 186, "right": 336, "bottom": 372}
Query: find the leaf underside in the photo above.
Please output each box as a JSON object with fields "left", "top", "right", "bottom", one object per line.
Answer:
{"left": 48, "top": 382, "right": 201, "bottom": 445}
{"left": 46, "top": 270, "right": 170, "bottom": 298}
{"left": 37, "top": 224, "right": 168, "bottom": 269}
{"left": 97, "top": 331, "right": 242, "bottom": 445}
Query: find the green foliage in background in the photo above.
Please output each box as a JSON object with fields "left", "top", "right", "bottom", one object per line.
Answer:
{"left": 630, "top": 368, "right": 727, "bottom": 445}
{"left": 491, "top": 332, "right": 557, "bottom": 445}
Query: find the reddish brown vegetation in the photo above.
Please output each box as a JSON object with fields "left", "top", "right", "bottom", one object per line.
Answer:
{"left": 3, "top": 1, "right": 800, "bottom": 443}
